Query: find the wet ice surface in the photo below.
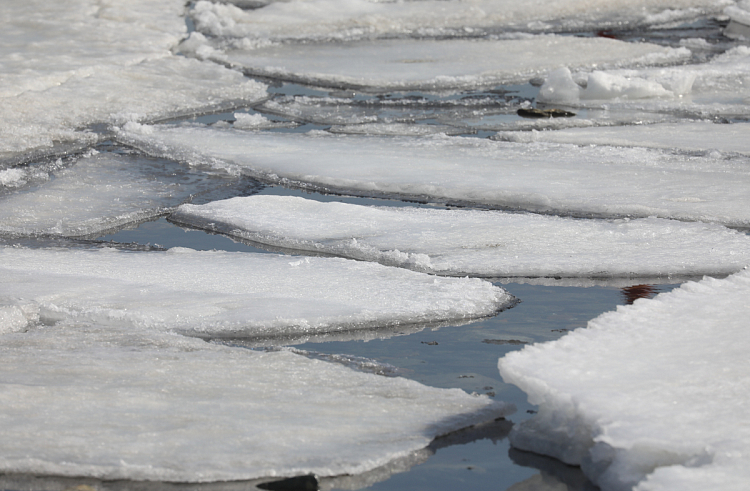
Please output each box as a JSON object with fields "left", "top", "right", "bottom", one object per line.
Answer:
{"left": 4, "top": 0, "right": 750, "bottom": 490}
{"left": 172, "top": 195, "right": 750, "bottom": 278}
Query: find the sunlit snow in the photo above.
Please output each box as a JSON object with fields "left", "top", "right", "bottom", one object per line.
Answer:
{"left": 119, "top": 125, "right": 750, "bottom": 227}
{"left": 0, "top": 324, "right": 511, "bottom": 481}
{"left": 499, "top": 268, "right": 750, "bottom": 491}
{"left": 172, "top": 195, "right": 750, "bottom": 278}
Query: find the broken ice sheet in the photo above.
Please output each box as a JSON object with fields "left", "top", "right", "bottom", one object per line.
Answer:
{"left": 498, "top": 268, "right": 750, "bottom": 491}
{"left": 170, "top": 195, "right": 750, "bottom": 278}
{"left": 0, "top": 246, "right": 512, "bottom": 338}
{"left": 493, "top": 121, "right": 750, "bottom": 156}
{"left": 0, "top": 323, "right": 512, "bottom": 482}
{"left": 213, "top": 35, "right": 688, "bottom": 92}
{"left": 118, "top": 125, "right": 750, "bottom": 227}
{"left": 0, "top": 150, "right": 249, "bottom": 238}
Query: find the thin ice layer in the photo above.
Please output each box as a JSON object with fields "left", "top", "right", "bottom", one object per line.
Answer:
{"left": 0, "top": 0, "right": 267, "bottom": 158}
{"left": 0, "top": 246, "right": 510, "bottom": 338}
{"left": 171, "top": 195, "right": 750, "bottom": 278}
{"left": 118, "top": 124, "right": 750, "bottom": 227}
{"left": 215, "top": 36, "right": 686, "bottom": 91}
{"left": 498, "top": 268, "right": 750, "bottom": 491}
{"left": 0, "top": 323, "right": 511, "bottom": 481}
{"left": 189, "top": 0, "right": 729, "bottom": 42}
{"left": 493, "top": 121, "right": 750, "bottom": 155}
{"left": 0, "top": 151, "right": 239, "bottom": 237}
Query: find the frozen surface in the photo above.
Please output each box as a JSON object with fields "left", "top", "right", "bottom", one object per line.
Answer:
{"left": 172, "top": 195, "right": 750, "bottom": 278}
{"left": 188, "top": 0, "right": 730, "bottom": 42}
{"left": 0, "top": 151, "right": 239, "bottom": 238}
{"left": 119, "top": 124, "right": 750, "bottom": 227}
{"left": 498, "top": 268, "right": 750, "bottom": 491}
{"left": 0, "top": 323, "right": 511, "bottom": 481}
{"left": 493, "top": 121, "right": 750, "bottom": 155}
{"left": 0, "top": 246, "right": 511, "bottom": 338}
{"left": 0, "top": 0, "right": 267, "bottom": 159}
{"left": 212, "top": 36, "right": 686, "bottom": 92}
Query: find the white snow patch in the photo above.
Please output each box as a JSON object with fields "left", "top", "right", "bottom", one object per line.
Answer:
{"left": 172, "top": 195, "right": 750, "bottom": 278}
{"left": 499, "top": 268, "right": 750, "bottom": 491}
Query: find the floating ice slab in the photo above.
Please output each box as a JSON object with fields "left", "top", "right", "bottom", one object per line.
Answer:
{"left": 118, "top": 125, "right": 750, "bottom": 227}
{"left": 0, "top": 0, "right": 267, "bottom": 159}
{"left": 493, "top": 121, "right": 750, "bottom": 155}
{"left": 0, "top": 151, "right": 239, "bottom": 237}
{"left": 189, "top": 0, "right": 729, "bottom": 42}
{"left": 171, "top": 195, "right": 750, "bottom": 278}
{"left": 498, "top": 268, "right": 750, "bottom": 491}
{"left": 0, "top": 246, "right": 510, "bottom": 338}
{"left": 0, "top": 323, "right": 511, "bottom": 482}
{"left": 215, "top": 36, "right": 687, "bottom": 92}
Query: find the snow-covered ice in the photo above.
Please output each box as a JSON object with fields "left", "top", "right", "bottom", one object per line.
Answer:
{"left": 0, "top": 323, "right": 512, "bottom": 482}
{"left": 119, "top": 124, "right": 750, "bottom": 227}
{"left": 498, "top": 268, "right": 750, "bottom": 491}
{"left": 0, "top": 246, "right": 511, "bottom": 338}
{"left": 0, "top": 0, "right": 267, "bottom": 160}
{"left": 208, "top": 36, "right": 687, "bottom": 92}
{"left": 171, "top": 195, "right": 750, "bottom": 278}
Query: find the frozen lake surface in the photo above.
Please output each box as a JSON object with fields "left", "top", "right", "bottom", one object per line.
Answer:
{"left": 2, "top": 0, "right": 750, "bottom": 490}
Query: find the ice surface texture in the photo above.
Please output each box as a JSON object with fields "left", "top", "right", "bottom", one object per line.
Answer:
{"left": 119, "top": 125, "right": 750, "bottom": 227}
{"left": 0, "top": 0, "right": 267, "bottom": 159}
{"left": 0, "top": 246, "right": 511, "bottom": 338}
{"left": 498, "top": 268, "right": 750, "bottom": 491}
{"left": 214, "top": 36, "right": 686, "bottom": 92}
{"left": 172, "top": 195, "right": 750, "bottom": 278}
{"left": 0, "top": 324, "right": 512, "bottom": 481}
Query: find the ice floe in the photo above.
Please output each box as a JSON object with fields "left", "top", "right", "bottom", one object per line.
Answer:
{"left": 211, "top": 36, "right": 688, "bottom": 92}
{"left": 498, "top": 268, "right": 750, "bottom": 491}
{"left": 171, "top": 195, "right": 750, "bottom": 278}
{"left": 0, "top": 151, "right": 242, "bottom": 238}
{"left": 0, "top": 0, "right": 267, "bottom": 160}
{"left": 118, "top": 124, "right": 750, "bottom": 227}
{"left": 0, "top": 246, "right": 511, "bottom": 338}
{"left": 0, "top": 323, "right": 512, "bottom": 481}
{"left": 188, "top": 0, "right": 730, "bottom": 42}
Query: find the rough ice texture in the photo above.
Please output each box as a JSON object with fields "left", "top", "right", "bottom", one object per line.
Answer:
{"left": 0, "top": 151, "right": 233, "bottom": 237}
{"left": 118, "top": 125, "right": 750, "bottom": 227}
{"left": 498, "top": 268, "right": 750, "bottom": 491}
{"left": 218, "top": 36, "right": 686, "bottom": 91}
{"left": 189, "top": 0, "right": 730, "bottom": 42}
{"left": 0, "top": 246, "right": 511, "bottom": 338}
{"left": 0, "top": 324, "right": 511, "bottom": 482}
{"left": 493, "top": 121, "right": 750, "bottom": 155}
{"left": 171, "top": 195, "right": 750, "bottom": 278}
{"left": 0, "top": 0, "right": 267, "bottom": 158}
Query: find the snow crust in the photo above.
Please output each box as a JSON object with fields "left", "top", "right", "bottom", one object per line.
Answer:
{"left": 188, "top": 0, "right": 730, "bottom": 42}
{"left": 0, "top": 323, "right": 511, "bottom": 481}
{"left": 0, "top": 246, "right": 511, "bottom": 338}
{"left": 172, "top": 195, "right": 750, "bottom": 278}
{"left": 118, "top": 125, "right": 750, "bottom": 227}
{"left": 498, "top": 268, "right": 750, "bottom": 491}
{"left": 0, "top": 0, "right": 267, "bottom": 159}
{"left": 217, "top": 36, "right": 686, "bottom": 91}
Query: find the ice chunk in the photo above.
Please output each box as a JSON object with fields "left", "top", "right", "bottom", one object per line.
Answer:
{"left": 189, "top": 0, "right": 728, "bottom": 42}
{"left": 221, "top": 36, "right": 686, "bottom": 92}
{"left": 171, "top": 195, "right": 750, "bottom": 278}
{"left": 498, "top": 268, "right": 750, "bottom": 491}
{"left": 0, "top": 151, "right": 241, "bottom": 237}
{"left": 0, "top": 246, "right": 511, "bottom": 338}
{"left": 493, "top": 121, "right": 750, "bottom": 155}
{"left": 0, "top": 323, "right": 512, "bottom": 481}
{"left": 0, "top": 0, "right": 267, "bottom": 158}
{"left": 118, "top": 125, "right": 750, "bottom": 227}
